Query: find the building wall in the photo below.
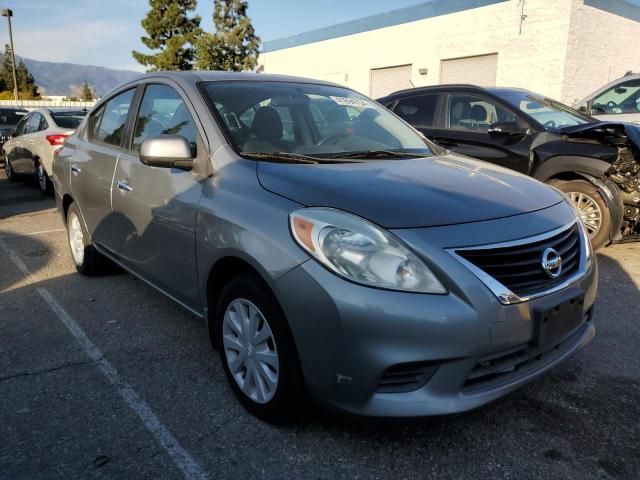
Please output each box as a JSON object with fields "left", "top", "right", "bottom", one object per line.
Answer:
{"left": 260, "top": 0, "right": 640, "bottom": 104}
{"left": 260, "top": 0, "right": 575, "bottom": 101}
{"left": 561, "top": 0, "right": 640, "bottom": 105}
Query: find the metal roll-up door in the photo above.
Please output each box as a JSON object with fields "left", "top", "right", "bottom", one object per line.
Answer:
{"left": 440, "top": 54, "right": 498, "bottom": 86}
{"left": 370, "top": 65, "right": 413, "bottom": 98}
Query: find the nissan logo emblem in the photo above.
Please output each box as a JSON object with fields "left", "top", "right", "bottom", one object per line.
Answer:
{"left": 541, "top": 247, "right": 563, "bottom": 278}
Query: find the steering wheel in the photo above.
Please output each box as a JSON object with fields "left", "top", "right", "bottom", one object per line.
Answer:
{"left": 607, "top": 101, "right": 618, "bottom": 108}
{"left": 318, "top": 133, "right": 351, "bottom": 146}
{"left": 543, "top": 120, "right": 556, "bottom": 129}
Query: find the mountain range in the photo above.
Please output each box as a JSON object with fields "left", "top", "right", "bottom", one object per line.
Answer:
{"left": 16, "top": 56, "right": 141, "bottom": 97}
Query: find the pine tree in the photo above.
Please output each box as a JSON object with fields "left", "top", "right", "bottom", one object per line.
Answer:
{"left": 133, "top": 0, "right": 202, "bottom": 71}
{"left": 0, "top": 46, "right": 40, "bottom": 99}
{"left": 80, "top": 81, "right": 94, "bottom": 101}
{"left": 195, "top": 0, "right": 260, "bottom": 71}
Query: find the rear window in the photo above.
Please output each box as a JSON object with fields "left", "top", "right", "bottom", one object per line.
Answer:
{"left": 0, "top": 109, "right": 27, "bottom": 126}
{"left": 51, "top": 111, "right": 86, "bottom": 129}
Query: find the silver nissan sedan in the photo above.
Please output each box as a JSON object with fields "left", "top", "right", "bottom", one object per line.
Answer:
{"left": 52, "top": 72, "right": 597, "bottom": 422}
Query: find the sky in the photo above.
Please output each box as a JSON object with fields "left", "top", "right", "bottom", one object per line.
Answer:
{"left": 5, "top": 0, "right": 427, "bottom": 72}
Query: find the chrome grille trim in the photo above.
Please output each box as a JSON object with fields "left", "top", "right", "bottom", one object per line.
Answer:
{"left": 447, "top": 220, "right": 589, "bottom": 305}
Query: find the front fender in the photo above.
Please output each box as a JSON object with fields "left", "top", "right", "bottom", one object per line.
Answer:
{"left": 533, "top": 155, "right": 611, "bottom": 183}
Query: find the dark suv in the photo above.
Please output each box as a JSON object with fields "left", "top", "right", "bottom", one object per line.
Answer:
{"left": 378, "top": 85, "right": 640, "bottom": 248}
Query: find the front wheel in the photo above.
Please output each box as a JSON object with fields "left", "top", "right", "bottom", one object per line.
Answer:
{"left": 555, "top": 180, "right": 611, "bottom": 249}
{"left": 216, "top": 273, "right": 305, "bottom": 423}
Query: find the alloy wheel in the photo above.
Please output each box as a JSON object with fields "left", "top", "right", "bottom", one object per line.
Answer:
{"left": 222, "top": 298, "right": 279, "bottom": 404}
{"left": 568, "top": 191, "right": 602, "bottom": 236}
{"left": 68, "top": 212, "right": 85, "bottom": 266}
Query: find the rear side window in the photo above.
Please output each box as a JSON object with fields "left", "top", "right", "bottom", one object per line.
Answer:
{"left": 97, "top": 89, "right": 135, "bottom": 147}
{"left": 393, "top": 94, "right": 439, "bottom": 128}
{"left": 52, "top": 111, "right": 86, "bottom": 129}
{"left": 132, "top": 84, "right": 197, "bottom": 152}
{"left": 26, "top": 114, "right": 42, "bottom": 134}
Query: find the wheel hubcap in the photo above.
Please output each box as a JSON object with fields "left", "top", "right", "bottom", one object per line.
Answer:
{"left": 68, "top": 213, "right": 85, "bottom": 266}
{"left": 223, "top": 298, "right": 279, "bottom": 404}
{"left": 568, "top": 191, "right": 602, "bottom": 236}
{"left": 38, "top": 164, "right": 47, "bottom": 191}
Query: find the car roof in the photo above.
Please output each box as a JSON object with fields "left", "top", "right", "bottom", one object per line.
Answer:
{"left": 379, "top": 84, "right": 532, "bottom": 101}
{"left": 132, "top": 70, "right": 343, "bottom": 88}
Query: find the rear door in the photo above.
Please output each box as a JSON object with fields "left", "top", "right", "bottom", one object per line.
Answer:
{"left": 435, "top": 92, "right": 532, "bottom": 174}
{"left": 5, "top": 114, "right": 29, "bottom": 172}
{"left": 13, "top": 113, "right": 44, "bottom": 174}
{"left": 70, "top": 87, "right": 137, "bottom": 249}
{"left": 110, "top": 81, "right": 205, "bottom": 309}
{"left": 390, "top": 93, "right": 441, "bottom": 141}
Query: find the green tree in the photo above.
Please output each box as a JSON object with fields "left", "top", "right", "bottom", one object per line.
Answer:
{"left": 195, "top": 0, "right": 260, "bottom": 71}
{"left": 0, "top": 46, "right": 40, "bottom": 99}
{"left": 133, "top": 0, "right": 202, "bottom": 71}
{"left": 80, "top": 81, "right": 94, "bottom": 101}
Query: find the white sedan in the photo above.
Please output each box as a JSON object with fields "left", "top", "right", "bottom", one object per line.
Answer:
{"left": 3, "top": 108, "right": 86, "bottom": 193}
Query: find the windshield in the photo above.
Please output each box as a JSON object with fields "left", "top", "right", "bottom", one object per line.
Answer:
{"left": 0, "top": 109, "right": 27, "bottom": 126}
{"left": 51, "top": 111, "right": 86, "bottom": 129}
{"left": 498, "top": 91, "right": 591, "bottom": 130}
{"left": 202, "top": 81, "right": 433, "bottom": 159}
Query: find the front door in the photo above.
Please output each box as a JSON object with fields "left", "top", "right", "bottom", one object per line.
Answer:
{"left": 110, "top": 82, "right": 204, "bottom": 309}
{"left": 435, "top": 93, "right": 532, "bottom": 174}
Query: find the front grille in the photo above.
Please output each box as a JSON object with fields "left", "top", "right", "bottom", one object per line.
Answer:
{"left": 463, "top": 312, "right": 591, "bottom": 390}
{"left": 455, "top": 223, "right": 581, "bottom": 298}
{"left": 376, "top": 362, "right": 438, "bottom": 393}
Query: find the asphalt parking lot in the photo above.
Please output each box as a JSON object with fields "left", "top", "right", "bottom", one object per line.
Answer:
{"left": 1, "top": 171, "right": 639, "bottom": 480}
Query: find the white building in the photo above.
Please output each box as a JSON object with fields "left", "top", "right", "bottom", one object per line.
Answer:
{"left": 259, "top": 0, "right": 640, "bottom": 105}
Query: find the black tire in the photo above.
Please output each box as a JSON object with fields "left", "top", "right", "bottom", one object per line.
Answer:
{"left": 215, "top": 273, "right": 305, "bottom": 423}
{"left": 554, "top": 179, "right": 611, "bottom": 249}
{"left": 66, "top": 202, "right": 108, "bottom": 276}
{"left": 36, "top": 161, "right": 53, "bottom": 195}
{"left": 4, "top": 156, "right": 17, "bottom": 182}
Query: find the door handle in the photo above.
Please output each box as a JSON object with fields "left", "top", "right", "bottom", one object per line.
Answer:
{"left": 116, "top": 180, "right": 133, "bottom": 192}
{"left": 71, "top": 164, "right": 82, "bottom": 174}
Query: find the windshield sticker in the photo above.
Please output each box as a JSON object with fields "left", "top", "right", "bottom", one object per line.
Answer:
{"left": 329, "top": 96, "right": 369, "bottom": 108}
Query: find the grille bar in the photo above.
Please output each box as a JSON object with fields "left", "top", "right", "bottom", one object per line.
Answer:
{"left": 449, "top": 221, "right": 587, "bottom": 304}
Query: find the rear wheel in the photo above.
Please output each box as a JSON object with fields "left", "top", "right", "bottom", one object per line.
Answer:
{"left": 4, "top": 156, "right": 17, "bottom": 181}
{"left": 66, "top": 202, "right": 108, "bottom": 275}
{"left": 555, "top": 180, "right": 611, "bottom": 249}
{"left": 216, "top": 273, "right": 305, "bottom": 423}
{"left": 36, "top": 161, "right": 53, "bottom": 194}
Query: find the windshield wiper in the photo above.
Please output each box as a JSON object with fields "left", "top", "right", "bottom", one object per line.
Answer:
{"left": 241, "top": 152, "right": 321, "bottom": 164}
{"left": 329, "top": 150, "right": 430, "bottom": 159}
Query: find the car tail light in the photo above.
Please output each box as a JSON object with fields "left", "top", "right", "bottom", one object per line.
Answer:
{"left": 46, "top": 134, "right": 70, "bottom": 146}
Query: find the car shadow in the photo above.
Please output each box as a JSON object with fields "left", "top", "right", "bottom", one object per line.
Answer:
{"left": 0, "top": 172, "right": 54, "bottom": 218}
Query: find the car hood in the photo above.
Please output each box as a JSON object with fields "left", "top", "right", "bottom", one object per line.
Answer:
{"left": 257, "top": 153, "right": 564, "bottom": 228}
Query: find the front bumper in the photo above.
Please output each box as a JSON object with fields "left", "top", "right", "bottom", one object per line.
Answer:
{"left": 273, "top": 203, "right": 598, "bottom": 417}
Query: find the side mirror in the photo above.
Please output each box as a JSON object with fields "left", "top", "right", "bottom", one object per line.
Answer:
{"left": 139, "top": 135, "right": 194, "bottom": 170}
{"left": 577, "top": 105, "right": 587, "bottom": 114}
{"left": 488, "top": 121, "right": 526, "bottom": 135}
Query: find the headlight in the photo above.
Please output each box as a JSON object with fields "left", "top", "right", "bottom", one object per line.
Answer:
{"left": 290, "top": 208, "right": 446, "bottom": 293}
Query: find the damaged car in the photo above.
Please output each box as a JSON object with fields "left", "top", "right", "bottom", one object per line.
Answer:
{"left": 378, "top": 85, "right": 640, "bottom": 248}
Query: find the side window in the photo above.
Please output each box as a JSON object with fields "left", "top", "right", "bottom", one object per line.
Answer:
{"left": 88, "top": 105, "right": 105, "bottom": 140}
{"left": 26, "top": 114, "right": 42, "bottom": 134}
{"left": 39, "top": 115, "right": 49, "bottom": 131}
{"left": 393, "top": 94, "right": 439, "bottom": 128}
{"left": 592, "top": 79, "right": 640, "bottom": 115}
{"left": 446, "top": 94, "right": 516, "bottom": 131}
{"left": 97, "top": 89, "right": 135, "bottom": 147}
{"left": 132, "top": 84, "right": 197, "bottom": 153}
{"left": 14, "top": 115, "right": 30, "bottom": 136}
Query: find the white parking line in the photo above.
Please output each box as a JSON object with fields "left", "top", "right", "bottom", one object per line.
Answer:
{"left": 0, "top": 228, "right": 65, "bottom": 239}
{"left": 0, "top": 238, "right": 208, "bottom": 480}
